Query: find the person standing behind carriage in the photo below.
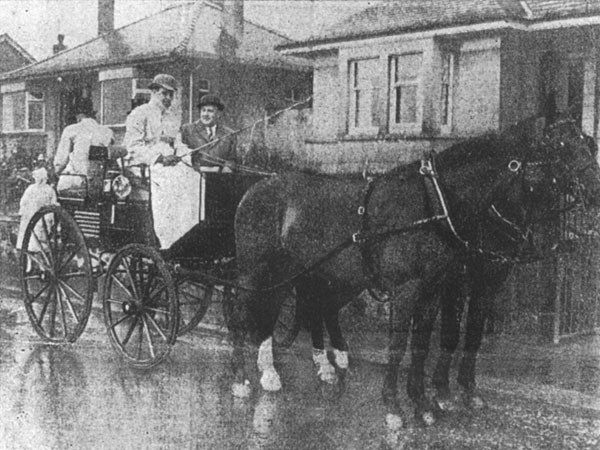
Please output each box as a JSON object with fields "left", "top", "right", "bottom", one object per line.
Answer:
{"left": 53, "top": 99, "right": 114, "bottom": 193}
{"left": 123, "top": 73, "right": 201, "bottom": 251}
{"left": 180, "top": 93, "right": 237, "bottom": 170}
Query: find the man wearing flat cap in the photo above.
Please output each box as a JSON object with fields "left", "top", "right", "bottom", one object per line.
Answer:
{"left": 54, "top": 98, "right": 113, "bottom": 191}
{"left": 180, "top": 93, "right": 237, "bottom": 169}
{"left": 124, "top": 73, "right": 200, "bottom": 250}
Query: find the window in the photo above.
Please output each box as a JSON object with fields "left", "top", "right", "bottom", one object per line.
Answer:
{"left": 440, "top": 52, "right": 455, "bottom": 132}
{"left": 389, "top": 53, "right": 422, "bottom": 132}
{"left": 101, "top": 77, "right": 153, "bottom": 125}
{"left": 348, "top": 58, "right": 379, "bottom": 134}
{"left": 197, "top": 79, "right": 210, "bottom": 96}
{"left": 1, "top": 90, "right": 45, "bottom": 132}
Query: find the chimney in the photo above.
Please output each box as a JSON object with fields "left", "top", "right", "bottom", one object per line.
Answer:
{"left": 98, "top": 0, "right": 115, "bottom": 36}
{"left": 223, "top": 0, "right": 244, "bottom": 44}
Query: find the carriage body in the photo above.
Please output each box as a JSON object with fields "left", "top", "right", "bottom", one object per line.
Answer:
{"left": 19, "top": 144, "right": 270, "bottom": 367}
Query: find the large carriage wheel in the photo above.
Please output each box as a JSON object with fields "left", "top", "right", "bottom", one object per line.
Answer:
{"left": 273, "top": 287, "right": 300, "bottom": 348}
{"left": 102, "top": 244, "right": 178, "bottom": 369}
{"left": 176, "top": 277, "right": 213, "bottom": 336}
{"left": 20, "top": 205, "right": 93, "bottom": 343}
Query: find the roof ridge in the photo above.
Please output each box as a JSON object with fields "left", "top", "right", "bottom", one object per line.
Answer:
{"left": 3, "top": 1, "right": 194, "bottom": 78}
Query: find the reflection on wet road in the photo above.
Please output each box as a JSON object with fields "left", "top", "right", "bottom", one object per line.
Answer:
{"left": 0, "top": 292, "right": 599, "bottom": 449}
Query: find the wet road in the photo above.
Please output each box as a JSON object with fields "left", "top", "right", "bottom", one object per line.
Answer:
{"left": 1, "top": 268, "right": 599, "bottom": 449}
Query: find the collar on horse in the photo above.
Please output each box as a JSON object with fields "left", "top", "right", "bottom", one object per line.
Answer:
{"left": 352, "top": 151, "right": 550, "bottom": 290}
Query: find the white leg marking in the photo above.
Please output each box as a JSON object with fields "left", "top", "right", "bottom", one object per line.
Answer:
{"left": 333, "top": 349, "right": 349, "bottom": 369}
{"left": 312, "top": 348, "right": 336, "bottom": 384}
{"left": 258, "top": 337, "right": 282, "bottom": 391}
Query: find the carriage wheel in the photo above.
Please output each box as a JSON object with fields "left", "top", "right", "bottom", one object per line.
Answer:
{"left": 273, "top": 287, "right": 300, "bottom": 348}
{"left": 102, "top": 244, "right": 178, "bottom": 369}
{"left": 20, "top": 205, "right": 93, "bottom": 343}
{"left": 176, "top": 277, "right": 213, "bottom": 336}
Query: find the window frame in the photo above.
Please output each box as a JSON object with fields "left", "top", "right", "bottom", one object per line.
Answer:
{"left": 439, "top": 50, "right": 456, "bottom": 135}
{"left": 1, "top": 89, "right": 45, "bottom": 133}
{"left": 347, "top": 57, "right": 380, "bottom": 136}
{"left": 388, "top": 52, "right": 423, "bottom": 135}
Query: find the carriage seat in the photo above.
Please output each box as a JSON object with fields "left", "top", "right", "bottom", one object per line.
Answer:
{"left": 56, "top": 145, "right": 128, "bottom": 200}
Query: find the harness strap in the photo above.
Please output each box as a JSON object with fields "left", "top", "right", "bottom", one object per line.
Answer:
{"left": 353, "top": 177, "right": 382, "bottom": 288}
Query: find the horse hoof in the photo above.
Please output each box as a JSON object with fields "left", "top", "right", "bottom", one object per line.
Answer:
{"left": 434, "top": 393, "right": 458, "bottom": 412}
{"left": 260, "top": 368, "right": 282, "bottom": 391}
{"left": 333, "top": 349, "right": 349, "bottom": 370}
{"left": 318, "top": 369, "right": 337, "bottom": 385}
{"left": 420, "top": 410, "right": 436, "bottom": 427}
{"left": 232, "top": 379, "right": 251, "bottom": 398}
{"left": 385, "top": 413, "right": 404, "bottom": 431}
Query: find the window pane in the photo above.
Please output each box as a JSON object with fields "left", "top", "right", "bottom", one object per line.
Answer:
{"left": 398, "top": 85, "right": 417, "bottom": 123}
{"left": 349, "top": 58, "right": 378, "bottom": 130}
{"left": 103, "top": 78, "right": 132, "bottom": 125}
{"left": 28, "top": 101, "right": 44, "bottom": 130}
{"left": 2, "top": 92, "right": 26, "bottom": 131}
{"left": 396, "top": 53, "right": 421, "bottom": 80}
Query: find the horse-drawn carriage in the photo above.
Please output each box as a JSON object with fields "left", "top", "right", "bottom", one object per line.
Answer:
{"left": 18, "top": 144, "right": 283, "bottom": 368}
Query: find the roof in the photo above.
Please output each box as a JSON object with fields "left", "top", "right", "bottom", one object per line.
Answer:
{"left": 0, "top": 33, "right": 36, "bottom": 64}
{"left": 279, "top": 0, "right": 600, "bottom": 51}
{"left": 0, "top": 1, "right": 307, "bottom": 82}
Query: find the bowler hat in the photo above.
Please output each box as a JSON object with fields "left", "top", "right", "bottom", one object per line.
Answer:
{"left": 197, "top": 94, "right": 224, "bottom": 111}
{"left": 148, "top": 73, "right": 178, "bottom": 92}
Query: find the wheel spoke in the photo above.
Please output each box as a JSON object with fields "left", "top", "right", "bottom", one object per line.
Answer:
{"left": 29, "top": 232, "right": 52, "bottom": 267}
{"left": 141, "top": 315, "right": 156, "bottom": 359}
{"left": 48, "top": 289, "right": 57, "bottom": 338}
{"left": 28, "top": 282, "right": 51, "bottom": 304}
{"left": 145, "top": 306, "right": 173, "bottom": 316}
{"left": 57, "top": 282, "right": 81, "bottom": 323}
{"left": 122, "top": 257, "right": 141, "bottom": 300}
{"left": 110, "top": 273, "right": 136, "bottom": 301}
{"left": 35, "top": 288, "right": 53, "bottom": 327}
{"left": 56, "top": 286, "right": 68, "bottom": 338}
{"left": 57, "top": 245, "right": 84, "bottom": 274}
{"left": 109, "top": 313, "right": 132, "bottom": 330}
{"left": 145, "top": 313, "right": 169, "bottom": 342}
{"left": 61, "top": 270, "right": 88, "bottom": 279}
{"left": 40, "top": 216, "right": 55, "bottom": 265}
{"left": 121, "top": 316, "right": 139, "bottom": 347}
{"left": 58, "top": 278, "right": 86, "bottom": 304}
{"left": 22, "top": 251, "right": 52, "bottom": 272}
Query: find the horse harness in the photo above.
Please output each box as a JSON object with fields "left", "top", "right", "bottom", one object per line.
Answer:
{"left": 352, "top": 150, "right": 562, "bottom": 291}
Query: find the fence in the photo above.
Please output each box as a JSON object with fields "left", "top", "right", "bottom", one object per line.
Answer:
{"left": 495, "top": 206, "right": 600, "bottom": 343}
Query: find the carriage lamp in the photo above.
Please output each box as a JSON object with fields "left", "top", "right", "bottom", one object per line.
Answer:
{"left": 112, "top": 174, "right": 132, "bottom": 199}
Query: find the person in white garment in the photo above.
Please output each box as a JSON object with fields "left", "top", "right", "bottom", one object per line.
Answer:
{"left": 53, "top": 100, "right": 114, "bottom": 194}
{"left": 123, "top": 73, "right": 200, "bottom": 251}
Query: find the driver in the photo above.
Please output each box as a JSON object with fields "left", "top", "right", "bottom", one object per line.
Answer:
{"left": 123, "top": 73, "right": 200, "bottom": 251}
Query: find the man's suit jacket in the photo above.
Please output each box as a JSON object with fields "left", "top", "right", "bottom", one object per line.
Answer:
{"left": 180, "top": 121, "right": 237, "bottom": 167}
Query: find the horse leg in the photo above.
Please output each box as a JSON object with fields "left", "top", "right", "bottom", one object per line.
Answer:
{"left": 382, "top": 299, "right": 411, "bottom": 417}
{"left": 297, "top": 280, "right": 337, "bottom": 384}
{"left": 407, "top": 300, "right": 440, "bottom": 426}
{"left": 323, "top": 296, "right": 349, "bottom": 371}
{"left": 432, "top": 266, "right": 466, "bottom": 411}
{"left": 229, "top": 275, "right": 253, "bottom": 398}
{"left": 456, "top": 289, "right": 488, "bottom": 409}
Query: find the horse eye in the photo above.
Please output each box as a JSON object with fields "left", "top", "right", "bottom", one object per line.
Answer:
{"left": 552, "top": 178, "right": 557, "bottom": 184}
{"left": 529, "top": 186, "right": 534, "bottom": 193}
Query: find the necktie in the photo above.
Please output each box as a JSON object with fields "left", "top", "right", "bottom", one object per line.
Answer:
{"left": 207, "top": 127, "right": 214, "bottom": 141}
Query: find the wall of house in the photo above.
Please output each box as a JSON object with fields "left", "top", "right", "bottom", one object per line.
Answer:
{"left": 302, "top": 34, "right": 509, "bottom": 173}
{"left": 0, "top": 43, "right": 31, "bottom": 74}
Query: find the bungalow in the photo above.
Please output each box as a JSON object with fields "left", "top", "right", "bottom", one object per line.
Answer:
{"left": 0, "top": 33, "right": 35, "bottom": 74}
{"left": 278, "top": 0, "right": 600, "bottom": 172}
{"left": 0, "top": 0, "right": 311, "bottom": 166}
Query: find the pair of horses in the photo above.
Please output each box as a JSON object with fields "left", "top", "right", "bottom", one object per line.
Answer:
{"left": 226, "top": 119, "right": 600, "bottom": 427}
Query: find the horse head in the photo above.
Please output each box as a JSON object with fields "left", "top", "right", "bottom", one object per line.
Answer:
{"left": 535, "top": 119, "right": 600, "bottom": 209}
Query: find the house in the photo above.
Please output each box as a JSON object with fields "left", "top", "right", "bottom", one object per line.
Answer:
{"left": 0, "top": 0, "right": 311, "bottom": 165}
{"left": 0, "top": 33, "right": 35, "bottom": 74}
{"left": 278, "top": 0, "right": 600, "bottom": 172}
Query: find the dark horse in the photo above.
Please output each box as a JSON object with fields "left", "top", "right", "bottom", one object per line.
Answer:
{"left": 227, "top": 119, "right": 600, "bottom": 426}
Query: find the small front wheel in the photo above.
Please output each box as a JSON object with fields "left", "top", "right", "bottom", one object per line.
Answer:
{"left": 102, "top": 244, "right": 178, "bottom": 369}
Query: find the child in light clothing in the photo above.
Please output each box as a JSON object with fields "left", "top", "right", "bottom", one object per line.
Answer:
{"left": 16, "top": 167, "right": 58, "bottom": 251}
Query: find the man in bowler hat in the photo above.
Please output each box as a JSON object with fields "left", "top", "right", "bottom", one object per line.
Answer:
{"left": 180, "top": 94, "right": 237, "bottom": 169}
